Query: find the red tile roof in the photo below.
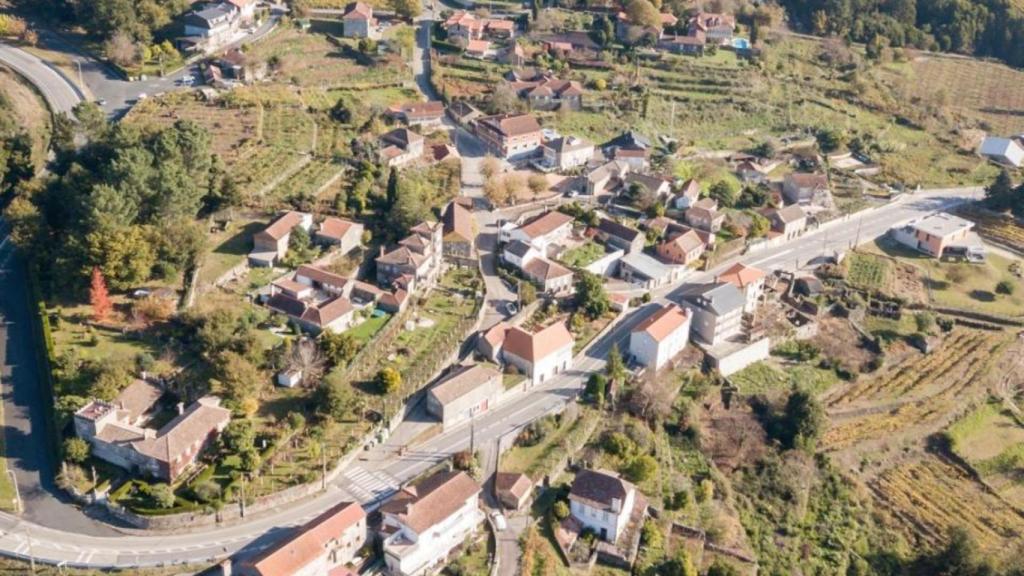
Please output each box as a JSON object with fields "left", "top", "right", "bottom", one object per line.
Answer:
{"left": 502, "top": 322, "right": 574, "bottom": 363}
{"left": 246, "top": 502, "right": 366, "bottom": 576}
{"left": 632, "top": 303, "right": 689, "bottom": 343}
{"left": 716, "top": 262, "right": 765, "bottom": 288}
{"left": 381, "top": 471, "right": 480, "bottom": 534}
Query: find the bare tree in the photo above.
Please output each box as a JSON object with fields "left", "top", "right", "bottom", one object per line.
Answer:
{"left": 105, "top": 31, "right": 139, "bottom": 67}
{"left": 287, "top": 338, "right": 326, "bottom": 387}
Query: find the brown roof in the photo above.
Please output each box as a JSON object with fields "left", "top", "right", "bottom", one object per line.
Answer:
{"left": 301, "top": 296, "right": 354, "bottom": 327}
{"left": 502, "top": 322, "right": 574, "bottom": 363}
{"left": 691, "top": 197, "right": 717, "bottom": 211}
{"left": 272, "top": 278, "right": 309, "bottom": 294}
{"left": 495, "top": 472, "right": 532, "bottom": 500}
{"left": 523, "top": 257, "right": 572, "bottom": 282}
{"left": 482, "top": 322, "right": 509, "bottom": 349}
{"left": 662, "top": 229, "right": 703, "bottom": 254}
{"left": 478, "top": 113, "right": 542, "bottom": 138}
{"left": 569, "top": 469, "right": 634, "bottom": 512}
{"left": 247, "top": 502, "right": 366, "bottom": 576}
{"left": 772, "top": 204, "right": 807, "bottom": 225}
{"left": 518, "top": 210, "right": 573, "bottom": 240}
{"left": 115, "top": 379, "right": 163, "bottom": 422}
{"left": 257, "top": 211, "right": 307, "bottom": 242}
{"left": 597, "top": 218, "right": 642, "bottom": 242}
{"left": 377, "top": 246, "right": 427, "bottom": 267}
{"left": 343, "top": 1, "right": 373, "bottom": 20}
{"left": 466, "top": 39, "right": 491, "bottom": 53}
{"left": 296, "top": 264, "right": 348, "bottom": 288}
{"left": 632, "top": 303, "right": 689, "bottom": 343}
{"left": 392, "top": 100, "right": 445, "bottom": 121}
{"left": 381, "top": 128, "right": 423, "bottom": 150}
{"left": 318, "top": 217, "right": 359, "bottom": 241}
{"left": 716, "top": 262, "right": 765, "bottom": 288}
{"left": 381, "top": 471, "right": 481, "bottom": 533}
{"left": 786, "top": 172, "right": 829, "bottom": 188}
{"left": 444, "top": 201, "right": 475, "bottom": 242}
{"left": 677, "top": 179, "right": 700, "bottom": 198}
{"left": 132, "top": 397, "right": 230, "bottom": 465}
{"left": 379, "top": 289, "right": 408, "bottom": 311}
{"left": 429, "top": 364, "right": 501, "bottom": 405}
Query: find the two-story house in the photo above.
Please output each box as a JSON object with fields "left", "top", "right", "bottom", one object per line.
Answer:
{"left": 541, "top": 136, "right": 594, "bottom": 171}
{"left": 495, "top": 322, "right": 574, "bottom": 385}
{"left": 474, "top": 113, "right": 543, "bottom": 160}
{"left": 380, "top": 471, "right": 483, "bottom": 576}
{"left": 342, "top": 1, "right": 377, "bottom": 38}
{"left": 249, "top": 211, "right": 313, "bottom": 267}
{"left": 656, "top": 229, "right": 705, "bottom": 265}
{"left": 503, "top": 210, "right": 574, "bottom": 255}
{"left": 782, "top": 173, "right": 832, "bottom": 208}
{"left": 679, "top": 282, "right": 745, "bottom": 346}
{"left": 426, "top": 364, "right": 503, "bottom": 430}
{"left": 237, "top": 501, "right": 367, "bottom": 576}
{"left": 766, "top": 204, "right": 807, "bottom": 241}
{"left": 568, "top": 469, "right": 639, "bottom": 543}
{"left": 687, "top": 12, "right": 735, "bottom": 42}
{"left": 182, "top": 3, "right": 239, "bottom": 53}
{"left": 442, "top": 200, "right": 476, "bottom": 259}
{"left": 629, "top": 303, "right": 692, "bottom": 371}
{"left": 380, "top": 128, "right": 425, "bottom": 168}
{"left": 715, "top": 262, "right": 766, "bottom": 314}
{"left": 890, "top": 212, "right": 977, "bottom": 259}
{"left": 596, "top": 218, "right": 645, "bottom": 254}
{"left": 315, "top": 217, "right": 364, "bottom": 254}
{"left": 376, "top": 221, "right": 443, "bottom": 289}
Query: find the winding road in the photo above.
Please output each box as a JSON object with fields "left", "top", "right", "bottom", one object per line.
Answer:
{"left": 0, "top": 7, "right": 992, "bottom": 570}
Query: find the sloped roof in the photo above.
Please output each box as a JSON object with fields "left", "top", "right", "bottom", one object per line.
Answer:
{"left": 247, "top": 501, "right": 366, "bottom": 576}
{"left": 296, "top": 264, "right": 348, "bottom": 287}
{"left": 343, "top": 1, "right": 373, "bottom": 20}
{"left": 381, "top": 471, "right": 481, "bottom": 534}
{"left": 663, "top": 229, "right": 703, "bottom": 253}
{"left": 679, "top": 282, "right": 745, "bottom": 316}
{"left": 114, "top": 379, "right": 163, "bottom": 422}
{"left": 132, "top": 397, "right": 230, "bottom": 465}
{"left": 477, "top": 113, "right": 542, "bottom": 138}
{"left": 502, "top": 322, "right": 574, "bottom": 363}
{"left": 632, "top": 303, "right": 689, "bottom": 342}
{"left": 257, "top": 211, "right": 307, "bottom": 242}
{"left": 429, "top": 364, "right": 501, "bottom": 405}
{"left": 300, "top": 296, "right": 354, "bottom": 327}
{"left": 716, "top": 262, "right": 765, "bottom": 289}
{"left": 495, "top": 472, "right": 533, "bottom": 500}
{"left": 381, "top": 128, "right": 424, "bottom": 150}
{"left": 523, "top": 257, "right": 573, "bottom": 282}
{"left": 772, "top": 204, "right": 807, "bottom": 225}
{"left": 518, "top": 210, "right": 573, "bottom": 240}
{"left": 569, "top": 469, "right": 634, "bottom": 512}
{"left": 444, "top": 201, "right": 475, "bottom": 242}
{"left": 318, "top": 217, "right": 359, "bottom": 241}
{"left": 598, "top": 218, "right": 642, "bottom": 242}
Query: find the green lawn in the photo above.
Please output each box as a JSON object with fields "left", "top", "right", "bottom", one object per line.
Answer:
{"left": 501, "top": 411, "right": 599, "bottom": 478}
{"left": 198, "top": 217, "right": 264, "bottom": 287}
{"left": 730, "top": 360, "right": 840, "bottom": 397}
{"left": 560, "top": 241, "right": 606, "bottom": 268}
{"left": 346, "top": 313, "right": 391, "bottom": 344}
{"left": 867, "top": 239, "right": 1024, "bottom": 317}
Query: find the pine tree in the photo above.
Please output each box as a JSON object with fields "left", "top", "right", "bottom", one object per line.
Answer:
{"left": 89, "top": 267, "right": 113, "bottom": 322}
{"left": 386, "top": 167, "right": 399, "bottom": 209}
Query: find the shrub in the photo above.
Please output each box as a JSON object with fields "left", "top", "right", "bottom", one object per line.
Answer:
{"left": 552, "top": 500, "right": 570, "bottom": 520}
{"left": 697, "top": 478, "right": 715, "bottom": 503}
{"left": 996, "top": 280, "right": 1016, "bottom": 295}
{"left": 624, "top": 454, "right": 658, "bottom": 482}
{"left": 147, "top": 483, "right": 176, "bottom": 509}
{"left": 602, "top": 431, "right": 637, "bottom": 457}
{"left": 640, "top": 518, "right": 663, "bottom": 548}
{"left": 193, "top": 480, "right": 221, "bottom": 504}
{"left": 63, "top": 437, "right": 90, "bottom": 464}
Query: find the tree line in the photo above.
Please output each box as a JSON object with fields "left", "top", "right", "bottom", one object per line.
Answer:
{"left": 782, "top": 0, "right": 1024, "bottom": 67}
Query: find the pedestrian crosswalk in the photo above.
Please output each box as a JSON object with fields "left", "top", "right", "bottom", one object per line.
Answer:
{"left": 341, "top": 466, "right": 400, "bottom": 505}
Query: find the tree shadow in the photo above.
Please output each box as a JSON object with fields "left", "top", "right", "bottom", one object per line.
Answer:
{"left": 969, "top": 290, "right": 996, "bottom": 302}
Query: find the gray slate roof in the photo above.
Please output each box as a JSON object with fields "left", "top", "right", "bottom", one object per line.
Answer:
{"left": 679, "top": 281, "right": 745, "bottom": 316}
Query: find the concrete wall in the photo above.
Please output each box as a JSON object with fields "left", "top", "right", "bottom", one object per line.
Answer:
{"left": 709, "top": 337, "right": 770, "bottom": 376}
{"left": 583, "top": 249, "right": 623, "bottom": 277}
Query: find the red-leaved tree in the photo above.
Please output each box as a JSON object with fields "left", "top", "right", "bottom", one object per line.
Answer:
{"left": 89, "top": 267, "right": 113, "bottom": 322}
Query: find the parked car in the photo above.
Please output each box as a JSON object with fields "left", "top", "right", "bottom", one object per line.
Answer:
{"left": 490, "top": 511, "right": 507, "bottom": 532}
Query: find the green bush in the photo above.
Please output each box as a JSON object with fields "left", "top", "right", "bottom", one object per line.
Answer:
{"left": 552, "top": 500, "right": 570, "bottom": 520}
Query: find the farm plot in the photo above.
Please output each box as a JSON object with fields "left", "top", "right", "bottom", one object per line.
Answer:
{"left": 125, "top": 93, "right": 260, "bottom": 161}
{"left": 869, "top": 456, "right": 1024, "bottom": 559}
{"left": 822, "top": 331, "right": 1009, "bottom": 451}
{"left": 844, "top": 252, "right": 890, "bottom": 290}
{"left": 895, "top": 57, "right": 1024, "bottom": 134}
{"left": 826, "top": 329, "right": 994, "bottom": 406}
{"left": 267, "top": 158, "right": 345, "bottom": 204}
{"left": 955, "top": 205, "right": 1024, "bottom": 254}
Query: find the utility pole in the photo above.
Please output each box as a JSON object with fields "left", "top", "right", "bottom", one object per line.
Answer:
{"left": 469, "top": 416, "right": 476, "bottom": 455}
{"left": 25, "top": 526, "right": 36, "bottom": 574}
{"left": 854, "top": 215, "right": 863, "bottom": 247}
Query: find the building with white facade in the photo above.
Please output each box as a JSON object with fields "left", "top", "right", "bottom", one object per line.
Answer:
{"left": 249, "top": 211, "right": 313, "bottom": 267}
{"left": 679, "top": 282, "right": 745, "bottom": 346}
{"left": 980, "top": 136, "right": 1024, "bottom": 168}
{"left": 237, "top": 501, "right": 367, "bottom": 576}
{"left": 500, "top": 322, "right": 574, "bottom": 385}
{"left": 629, "top": 303, "right": 691, "bottom": 371}
{"left": 568, "top": 469, "right": 638, "bottom": 544}
{"left": 502, "top": 210, "right": 574, "bottom": 255}
{"left": 380, "top": 471, "right": 483, "bottom": 576}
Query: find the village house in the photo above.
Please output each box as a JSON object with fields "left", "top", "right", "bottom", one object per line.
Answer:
{"left": 236, "top": 501, "right": 367, "bottom": 576}
{"left": 687, "top": 12, "right": 735, "bottom": 42}
{"left": 464, "top": 39, "right": 495, "bottom": 59}
{"left": 267, "top": 265, "right": 360, "bottom": 334}
{"left": 669, "top": 179, "right": 701, "bottom": 209}
{"left": 442, "top": 200, "right": 476, "bottom": 259}
{"left": 426, "top": 364, "right": 503, "bottom": 430}
{"left": 619, "top": 251, "right": 684, "bottom": 288}
{"left": 766, "top": 204, "right": 808, "bottom": 241}
{"left": 522, "top": 257, "right": 574, "bottom": 293}
{"left": 506, "top": 71, "right": 585, "bottom": 111}
{"left": 660, "top": 31, "right": 706, "bottom": 55}
{"left": 342, "top": 1, "right": 377, "bottom": 38}
{"left": 783, "top": 173, "right": 832, "bottom": 207}
{"left": 447, "top": 100, "right": 483, "bottom": 126}
{"left": 596, "top": 218, "right": 645, "bottom": 254}
{"left": 502, "top": 210, "right": 574, "bottom": 254}
{"left": 586, "top": 160, "right": 631, "bottom": 196}
{"left": 679, "top": 282, "right": 745, "bottom": 346}
{"left": 735, "top": 159, "right": 769, "bottom": 183}
{"left": 443, "top": 11, "right": 517, "bottom": 41}
{"left": 629, "top": 303, "right": 692, "bottom": 370}
{"left": 75, "top": 382, "right": 230, "bottom": 482}
{"left": 387, "top": 101, "right": 446, "bottom": 127}
{"left": 315, "top": 217, "right": 364, "bottom": 254}
{"left": 490, "top": 322, "right": 575, "bottom": 385}
{"left": 217, "top": 48, "right": 267, "bottom": 83}
{"left": 615, "top": 10, "right": 678, "bottom": 43}
{"left": 979, "top": 136, "right": 1024, "bottom": 168}
{"left": 474, "top": 113, "right": 543, "bottom": 160}
{"left": 602, "top": 132, "right": 651, "bottom": 169}
{"left": 502, "top": 240, "right": 541, "bottom": 270}
{"left": 542, "top": 136, "right": 594, "bottom": 171}
{"left": 890, "top": 212, "right": 981, "bottom": 259}
{"left": 684, "top": 198, "right": 725, "bottom": 233}
{"left": 623, "top": 172, "right": 672, "bottom": 201}
{"left": 380, "top": 471, "right": 483, "bottom": 576}
{"left": 249, "top": 211, "right": 313, "bottom": 267}
{"left": 656, "top": 229, "right": 705, "bottom": 266}
{"left": 181, "top": 2, "right": 240, "bottom": 54}
{"left": 495, "top": 472, "right": 533, "bottom": 511}
{"left": 715, "top": 262, "right": 766, "bottom": 313}
{"left": 380, "top": 128, "right": 425, "bottom": 168}
{"left": 478, "top": 321, "right": 510, "bottom": 363}
{"left": 568, "top": 469, "right": 640, "bottom": 544}
{"left": 376, "top": 221, "right": 444, "bottom": 289}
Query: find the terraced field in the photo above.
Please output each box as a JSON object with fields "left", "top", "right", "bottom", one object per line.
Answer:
{"left": 870, "top": 456, "right": 1024, "bottom": 558}
{"left": 955, "top": 205, "right": 1024, "bottom": 254}
{"left": 823, "top": 330, "right": 1008, "bottom": 451}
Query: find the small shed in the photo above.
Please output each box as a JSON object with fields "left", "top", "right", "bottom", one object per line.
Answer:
{"left": 276, "top": 369, "right": 302, "bottom": 388}
{"left": 495, "top": 472, "right": 533, "bottom": 510}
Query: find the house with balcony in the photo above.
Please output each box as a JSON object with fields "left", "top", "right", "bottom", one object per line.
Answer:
{"left": 715, "top": 262, "right": 766, "bottom": 313}
{"left": 380, "top": 471, "right": 483, "bottom": 576}
{"left": 376, "top": 221, "right": 443, "bottom": 290}
{"left": 474, "top": 113, "right": 543, "bottom": 160}
{"left": 679, "top": 282, "right": 745, "bottom": 346}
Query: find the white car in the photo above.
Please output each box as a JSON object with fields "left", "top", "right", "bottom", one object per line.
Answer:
{"left": 137, "top": 92, "right": 148, "bottom": 100}
{"left": 490, "top": 511, "right": 507, "bottom": 532}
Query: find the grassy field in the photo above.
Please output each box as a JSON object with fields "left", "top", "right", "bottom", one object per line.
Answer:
{"left": 559, "top": 241, "right": 606, "bottom": 268}
{"left": 346, "top": 312, "right": 391, "bottom": 344}
{"left": 948, "top": 400, "right": 1024, "bottom": 506}
{"left": 501, "top": 410, "right": 599, "bottom": 478}
{"left": 197, "top": 216, "right": 265, "bottom": 287}
{"left": 867, "top": 239, "right": 1024, "bottom": 316}
{"left": 0, "top": 67, "right": 51, "bottom": 170}
{"left": 729, "top": 360, "right": 840, "bottom": 397}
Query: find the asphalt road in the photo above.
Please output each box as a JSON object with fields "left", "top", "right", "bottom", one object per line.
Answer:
{"left": 0, "top": 186, "right": 984, "bottom": 569}
{"left": 0, "top": 42, "right": 82, "bottom": 115}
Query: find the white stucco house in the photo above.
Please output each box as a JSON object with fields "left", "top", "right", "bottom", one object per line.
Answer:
{"left": 629, "top": 303, "right": 692, "bottom": 371}
{"left": 499, "top": 323, "right": 574, "bottom": 385}
{"left": 503, "top": 210, "right": 574, "bottom": 254}
{"left": 426, "top": 364, "right": 503, "bottom": 430}
{"left": 679, "top": 282, "right": 745, "bottom": 346}
{"left": 568, "top": 469, "right": 638, "bottom": 544}
{"left": 380, "top": 471, "right": 483, "bottom": 576}
{"left": 715, "top": 262, "right": 766, "bottom": 314}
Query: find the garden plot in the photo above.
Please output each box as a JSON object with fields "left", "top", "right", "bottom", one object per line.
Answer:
{"left": 126, "top": 93, "right": 260, "bottom": 161}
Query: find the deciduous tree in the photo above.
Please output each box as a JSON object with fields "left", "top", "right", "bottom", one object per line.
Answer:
{"left": 89, "top": 267, "right": 113, "bottom": 322}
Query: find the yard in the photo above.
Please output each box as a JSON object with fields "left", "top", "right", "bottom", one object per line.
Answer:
{"left": 559, "top": 241, "right": 607, "bottom": 269}
{"left": 843, "top": 251, "right": 889, "bottom": 290}
{"left": 197, "top": 215, "right": 265, "bottom": 287}
{"left": 947, "top": 400, "right": 1024, "bottom": 507}
{"left": 729, "top": 360, "right": 840, "bottom": 397}
{"left": 500, "top": 409, "right": 600, "bottom": 479}
{"left": 345, "top": 312, "right": 391, "bottom": 344}
{"left": 866, "top": 239, "right": 1024, "bottom": 317}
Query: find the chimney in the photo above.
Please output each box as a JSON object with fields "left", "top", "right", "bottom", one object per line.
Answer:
{"left": 380, "top": 246, "right": 386, "bottom": 258}
{"left": 177, "top": 402, "right": 185, "bottom": 415}
{"left": 611, "top": 497, "right": 621, "bottom": 513}
{"left": 144, "top": 428, "right": 157, "bottom": 439}
{"left": 220, "top": 559, "right": 233, "bottom": 576}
